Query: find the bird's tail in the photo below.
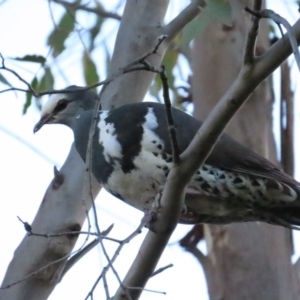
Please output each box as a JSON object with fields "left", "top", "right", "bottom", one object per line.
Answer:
{"left": 258, "top": 205, "right": 300, "bottom": 230}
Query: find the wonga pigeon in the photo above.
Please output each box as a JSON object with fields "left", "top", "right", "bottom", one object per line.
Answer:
{"left": 34, "top": 85, "right": 300, "bottom": 228}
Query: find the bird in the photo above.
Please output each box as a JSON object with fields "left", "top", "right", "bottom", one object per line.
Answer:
{"left": 34, "top": 85, "right": 300, "bottom": 229}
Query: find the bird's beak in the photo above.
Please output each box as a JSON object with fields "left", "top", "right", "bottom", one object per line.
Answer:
{"left": 33, "top": 113, "right": 54, "bottom": 133}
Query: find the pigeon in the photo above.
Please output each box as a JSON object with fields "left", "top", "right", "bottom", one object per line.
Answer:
{"left": 34, "top": 86, "right": 300, "bottom": 229}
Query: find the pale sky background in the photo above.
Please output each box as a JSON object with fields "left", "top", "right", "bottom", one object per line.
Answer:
{"left": 0, "top": 1, "right": 300, "bottom": 299}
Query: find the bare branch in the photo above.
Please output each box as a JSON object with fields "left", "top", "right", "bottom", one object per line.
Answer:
{"left": 0, "top": 37, "right": 167, "bottom": 97}
{"left": 243, "top": 0, "right": 262, "bottom": 65}
{"left": 113, "top": 56, "right": 184, "bottom": 300}
{"left": 245, "top": 7, "right": 300, "bottom": 72}
{"left": 1, "top": 1, "right": 173, "bottom": 298}
{"left": 86, "top": 218, "right": 147, "bottom": 300}
{"left": 159, "top": 66, "right": 180, "bottom": 164}
{"left": 151, "top": 264, "right": 173, "bottom": 277}
{"left": 103, "top": 273, "right": 110, "bottom": 299}
{"left": 0, "top": 53, "right": 36, "bottom": 95}
{"left": 82, "top": 36, "right": 169, "bottom": 300}
{"left": 280, "top": 61, "right": 294, "bottom": 176}
{"left": 60, "top": 238, "right": 100, "bottom": 280}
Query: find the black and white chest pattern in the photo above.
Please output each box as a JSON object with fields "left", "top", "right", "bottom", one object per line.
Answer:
{"left": 73, "top": 102, "right": 300, "bottom": 225}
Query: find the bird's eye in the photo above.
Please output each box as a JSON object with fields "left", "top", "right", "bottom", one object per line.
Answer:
{"left": 54, "top": 99, "right": 68, "bottom": 113}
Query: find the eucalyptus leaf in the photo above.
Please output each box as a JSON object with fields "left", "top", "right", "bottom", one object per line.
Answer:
{"left": 11, "top": 55, "right": 46, "bottom": 65}
{"left": 23, "top": 77, "right": 38, "bottom": 114}
{"left": 0, "top": 73, "right": 11, "bottom": 86}
{"left": 179, "top": 0, "right": 232, "bottom": 47}
{"left": 47, "top": 11, "right": 76, "bottom": 57}
{"left": 38, "top": 67, "right": 54, "bottom": 91}
{"left": 82, "top": 52, "right": 99, "bottom": 86}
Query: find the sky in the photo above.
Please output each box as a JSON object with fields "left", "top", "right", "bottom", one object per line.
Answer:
{"left": 0, "top": 0, "right": 300, "bottom": 299}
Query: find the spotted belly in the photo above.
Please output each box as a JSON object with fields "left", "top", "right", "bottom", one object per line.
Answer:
{"left": 105, "top": 159, "right": 298, "bottom": 215}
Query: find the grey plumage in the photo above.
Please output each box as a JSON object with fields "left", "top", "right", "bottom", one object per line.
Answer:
{"left": 34, "top": 86, "right": 300, "bottom": 229}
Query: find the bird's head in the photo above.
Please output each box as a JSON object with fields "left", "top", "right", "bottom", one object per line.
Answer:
{"left": 33, "top": 85, "right": 98, "bottom": 133}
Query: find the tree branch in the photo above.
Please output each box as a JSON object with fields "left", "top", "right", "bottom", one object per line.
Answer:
{"left": 245, "top": 7, "right": 300, "bottom": 72}
{"left": 243, "top": 0, "right": 262, "bottom": 65}
{"left": 280, "top": 61, "right": 294, "bottom": 176}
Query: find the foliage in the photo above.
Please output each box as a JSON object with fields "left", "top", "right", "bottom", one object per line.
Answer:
{"left": 0, "top": 0, "right": 232, "bottom": 113}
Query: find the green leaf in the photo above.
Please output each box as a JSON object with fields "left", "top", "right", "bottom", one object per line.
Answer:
{"left": 82, "top": 52, "right": 99, "bottom": 86}
{"left": 11, "top": 55, "right": 46, "bottom": 65}
{"left": 23, "top": 77, "right": 38, "bottom": 115}
{"left": 38, "top": 67, "right": 54, "bottom": 91}
{"left": 205, "top": 0, "right": 232, "bottom": 26}
{"left": 89, "top": 15, "right": 104, "bottom": 51}
{"left": 0, "top": 73, "right": 12, "bottom": 86}
{"left": 47, "top": 11, "right": 76, "bottom": 57}
{"left": 179, "top": 13, "right": 211, "bottom": 47}
{"left": 178, "top": 0, "right": 232, "bottom": 47}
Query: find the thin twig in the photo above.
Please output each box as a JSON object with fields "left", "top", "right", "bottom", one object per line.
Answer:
{"left": 83, "top": 36, "right": 168, "bottom": 299}
{"left": 85, "top": 219, "right": 147, "bottom": 300}
{"left": 0, "top": 240, "right": 90, "bottom": 290}
{"left": 10, "top": 219, "right": 115, "bottom": 287}
{"left": 159, "top": 67, "right": 180, "bottom": 164}
{"left": 243, "top": 0, "right": 262, "bottom": 65}
{"left": 60, "top": 238, "right": 100, "bottom": 281}
{"left": 0, "top": 53, "right": 36, "bottom": 95}
{"left": 5, "top": 35, "right": 168, "bottom": 296}
{"left": 151, "top": 264, "right": 173, "bottom": 277}
{"left": 51, "top": 0, "right": 121, "bottom": 20}
{"left": 0, "top": 37, "right": 166, "bottom": 97}
{"left": 103, "top": 273, "right": 110, "bottom": 300}
{"left": 19, "top": 225, "right": 114, "bottom": 283}
{"left": 245, "top": 7, "right": 300, "bottom": 72}
{"left": 124, "top": 286, "right": 166, "bottom": 295}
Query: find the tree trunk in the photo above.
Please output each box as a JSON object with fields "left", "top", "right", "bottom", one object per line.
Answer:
{"left": 191, "top": 1, "right": 300, "bottom": 299}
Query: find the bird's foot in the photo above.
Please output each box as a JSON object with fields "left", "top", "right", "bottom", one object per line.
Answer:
{"left": 142, "top": 210, "right": 157, "bottom": 227}
{"left": 152, "top": 186, "right": 164, "bottom": 211}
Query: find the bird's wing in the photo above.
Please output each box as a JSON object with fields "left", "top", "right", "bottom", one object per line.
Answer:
{"left": 147, "top": 102, "right": 299, "bottom": 188}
